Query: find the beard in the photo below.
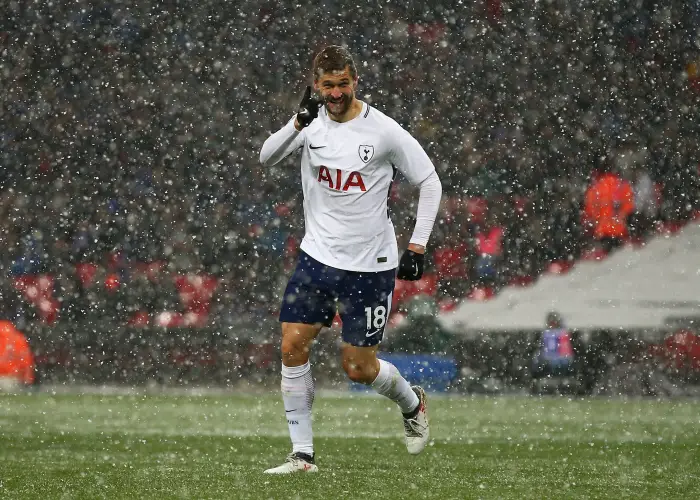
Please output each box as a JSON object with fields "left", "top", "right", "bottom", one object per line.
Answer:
{"left": 324, "top": 91, "right": 354, "bottom": 117}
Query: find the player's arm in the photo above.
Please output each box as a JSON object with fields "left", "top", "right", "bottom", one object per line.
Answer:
{"left": 259, "top": 86, "right": 323, "bottom": 167}
{"left": 259, "top": 117, "right": 305, "bottom": 167}
{"left": 390, "top": 128, "right": 443, "bottom": 280}
{"left": 408, "top": 171, "right": 442, "bottom": 254}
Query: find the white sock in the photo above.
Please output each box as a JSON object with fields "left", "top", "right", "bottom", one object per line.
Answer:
{"left": 281, "top": 362, "right": 315, "bottom": 455}
{"left": 371, "top": 359, "right": 419, "bottom": 414}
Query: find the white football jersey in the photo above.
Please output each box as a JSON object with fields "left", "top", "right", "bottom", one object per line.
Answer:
{"left": 261, "top": 101, "right": 436, "bottom": 272}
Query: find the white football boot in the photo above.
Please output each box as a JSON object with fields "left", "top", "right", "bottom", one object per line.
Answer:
{"left": 403, "top": 386, "right": 430, "bottom": 455}
{"left": 263, "top": 452, "right": 318, "bottom": 474}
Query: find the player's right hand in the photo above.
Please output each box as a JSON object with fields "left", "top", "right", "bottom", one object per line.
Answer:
{"left": 296, "top": 86, "right": 324, "bottom": 129}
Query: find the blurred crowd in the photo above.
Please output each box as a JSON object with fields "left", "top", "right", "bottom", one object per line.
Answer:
{"left": 0, "top": 0, "right": 699, "bottom": 328}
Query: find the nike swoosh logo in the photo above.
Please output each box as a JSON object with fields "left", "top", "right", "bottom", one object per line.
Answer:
{"left": 309, "top": 145, "right": 326, "bottom": 149}
{"left": 285, "top": 409, "right": 297, "bottom": 413}
{"left": 366, "top": 329, "right": 381, "bottom": 338}
{"left": 413, "top": 263, "right": 420, "bottom": 277}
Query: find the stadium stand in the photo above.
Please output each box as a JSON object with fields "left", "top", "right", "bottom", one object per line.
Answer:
{"left": 0, "top": 0, "right": 698, "bottom": 333}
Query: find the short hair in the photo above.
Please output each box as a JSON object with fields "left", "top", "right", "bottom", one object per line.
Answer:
{"left": 312, "top": 45, "right": 357, "bottom": 81}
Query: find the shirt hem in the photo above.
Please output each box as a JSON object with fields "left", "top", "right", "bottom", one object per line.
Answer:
{"left": 299, "top": 242, "right": 398, "bottom": 273}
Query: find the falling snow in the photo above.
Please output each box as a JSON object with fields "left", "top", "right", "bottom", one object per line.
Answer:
{"left": 0, "top": 0, "right": 699, "bottom": 496}
{"left": 0, "top": 1, "right": 699, "bottom": 488}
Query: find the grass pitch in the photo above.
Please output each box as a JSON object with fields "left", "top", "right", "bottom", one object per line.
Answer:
{"left": 1, "top": 390, "right": 699, "bottom": 499}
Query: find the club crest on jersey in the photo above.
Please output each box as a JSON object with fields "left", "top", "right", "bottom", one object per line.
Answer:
{"left": 358, "top": 145, "right": 374, "bottom": 163}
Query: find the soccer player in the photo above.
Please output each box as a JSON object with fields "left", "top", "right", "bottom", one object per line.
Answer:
{"left": 259, "top": 45, "right": 442, "bottom": 474}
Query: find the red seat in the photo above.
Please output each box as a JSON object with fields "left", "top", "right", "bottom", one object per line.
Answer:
{"left": 155, "top": 311, "right": 184, "bottom": 328}
{"left": 466, "top": 286, "right": 496, "bottom": 301}
{"left": 13, "top": 275, "right": 52, "bottom": 301}
{"left": 13, "top": 274, "right": 58, "bottom": 324}
{"left": 75, "top": 263, "right": 99, "bottom": 287}
{"left": 659, "top": 330, "right": 700, "bottom": 372}
{"left": 413, "top": 273, "right": 438, "bottom": 297}
{"left": 465, "top": 197, "right": 488, "bottom": 224}
{"left": 437, "top": 298, "right": 458, "bottom": 313}
{"left": 104, "top": 273, "right": 120, "bottom": 292}
{"left": 37, "top": 297, "right": 59, "bottom": 325}
{"left": 274, "top": 203, "right": 291, "bottom": 217}
{"left": 546, "top": 261, "right": 573, "bottom": 275}
{"left": 174, "top": 275, "right": 194, "bottom": 309}
{"left": 183, "top": 311, "right": 208, "bottom": 327}
{"left": 388, "top": 311, "right": 407, "bottom": 328}
{"left": 392, "top": 273, "right": 439, "bottom": 309}
{"left": 13, "top": 275, "right": 35, "bottom": 297}
{"left": 508, "top": 275, "right": 535, "bottom": 287}
{"left": 392, "top": 279, "right": 415, "bottom": 308}
{"left": 128, "top": 311, "right": 150, "bottom": 327}
{"left": 174, "top": 274, "right": 219, "bottom": 319}
{"left": 433, "top": 245, "right": 469, "bottom": 279}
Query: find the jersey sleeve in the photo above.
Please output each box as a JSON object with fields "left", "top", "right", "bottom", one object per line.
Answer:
{"left": 259, "top": 116, "right": 305, "bottom": 167}
{"left": 387, "top": 125, "right": 436, "bottom": 185}
{"left": 410, "top": 171, "right": 442, "bottom": 247}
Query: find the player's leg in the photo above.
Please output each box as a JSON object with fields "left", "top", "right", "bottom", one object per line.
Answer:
{"left": 264, "top": 321, "right": 322, "bottom": 474}
{"left": 280, "top": 321, "right": 321, "bottom": 455}
{"left": 264, "top": 252, "right": 337, "bottom": 474}
{"left": 341, "top": 342, "right": 429, "bottom": 454}
{"left": 339, "top": 269, "right": 429, "bottom": 455}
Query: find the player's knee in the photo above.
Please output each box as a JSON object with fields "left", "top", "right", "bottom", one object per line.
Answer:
{"left": 281, "top": 336, "right": 310, "bottom": 364}
{"left": 342, "top": 359, "right": 375, "bottom": 385}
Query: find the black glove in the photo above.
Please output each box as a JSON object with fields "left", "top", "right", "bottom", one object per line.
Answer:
{"left": 296, "top": 86, "right": 324, "bottom": 129}
{"left": 397, "top": 250, "right": 425, "bottom": 281}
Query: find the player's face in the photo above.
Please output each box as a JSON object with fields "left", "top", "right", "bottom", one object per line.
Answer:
{"left": 315, "top": 66, "right": 357, "bottom": 118}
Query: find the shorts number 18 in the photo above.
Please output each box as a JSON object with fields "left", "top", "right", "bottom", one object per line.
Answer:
{"left": 365, "top": 306, "right": 387, "bottom": 330}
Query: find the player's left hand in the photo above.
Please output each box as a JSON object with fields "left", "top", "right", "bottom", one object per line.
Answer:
{"left": 397, "top": 249, "right": 424, "bottom": 281}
